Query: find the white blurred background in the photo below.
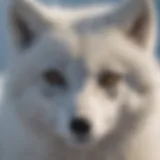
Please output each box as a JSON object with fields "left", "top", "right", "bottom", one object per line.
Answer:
{"left": 0, "top": 0, "right": 159, "bottom": 74}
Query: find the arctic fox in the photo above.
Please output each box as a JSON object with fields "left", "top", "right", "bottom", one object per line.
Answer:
{"left": 0, "top": 0, "right": 160, "bottom": 160}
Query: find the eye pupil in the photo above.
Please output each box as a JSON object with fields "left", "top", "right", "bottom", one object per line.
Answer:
{"left": 44, "top": 70, "right": 65, "bottom": 86}
{"left": 99, "top": 72, "right": 121, "bottom": 87}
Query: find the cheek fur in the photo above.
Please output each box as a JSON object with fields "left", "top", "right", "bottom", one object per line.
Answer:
{"left": 80, "top": 92, "right": 122, "bottom": 135}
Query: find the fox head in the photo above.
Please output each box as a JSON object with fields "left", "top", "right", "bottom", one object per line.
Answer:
{"left": 7, "top": 0, "right": 158, "bottom": 148}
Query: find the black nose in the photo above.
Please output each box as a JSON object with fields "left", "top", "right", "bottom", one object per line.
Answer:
{"left": 70, "top": 118, "right": 90, "bottom": 136}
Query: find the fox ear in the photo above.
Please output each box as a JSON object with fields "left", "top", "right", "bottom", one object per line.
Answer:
{"left": 117, "top": 0, "right": 156, "bottom": 53}
{"left": 9, "top": 0, "right": 52, "bottom": 50}
{"left": 77, "top": 0, "right": 157, "bottom": 53}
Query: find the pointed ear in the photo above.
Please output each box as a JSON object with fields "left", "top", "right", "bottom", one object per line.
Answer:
{"left": 8, "top": 0, "right": 52, "bottom": 50}
{"left": 110, "top": 0, "right": 157, "bottom": 53}
{"left": 76, "top": 0, "right": 157, "bottom": 54}
{"left": 117, "top": 0, "right": 156, "bottom": 52}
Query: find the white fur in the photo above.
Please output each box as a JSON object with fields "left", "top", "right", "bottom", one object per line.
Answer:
{"left": 1, "top": 0, "right": 160, "bottom": 160}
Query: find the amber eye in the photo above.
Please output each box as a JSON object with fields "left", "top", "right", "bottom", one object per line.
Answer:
{"left": 43, "top": 69, "right": 65, "bottom": 86}
{"left": 99, "top": 72, "right": 121, "bottom": 87}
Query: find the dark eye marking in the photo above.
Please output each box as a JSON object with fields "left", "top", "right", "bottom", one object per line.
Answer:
{"left": 43, "top": 69, "right": 66, "bottom": 86}
{"left": 98, "top": 71, "right": 122, "bottom": 88}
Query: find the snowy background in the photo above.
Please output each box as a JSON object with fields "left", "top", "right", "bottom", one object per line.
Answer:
{"left": 0, "top": 0, "right": 159, "bottom": 74}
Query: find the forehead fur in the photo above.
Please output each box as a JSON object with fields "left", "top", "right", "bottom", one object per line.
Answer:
{"left": 10, "top": 27, "right": 144, "bottom": 78}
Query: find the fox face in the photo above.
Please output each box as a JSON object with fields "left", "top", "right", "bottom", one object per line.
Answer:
{"left": 7, "top": 0, "right": 157, "bottom": 148}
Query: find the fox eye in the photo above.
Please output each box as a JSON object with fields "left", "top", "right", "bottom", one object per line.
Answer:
{"left": 43, "top": 69, "right": 65, "bottom": 86}
{"left": 98, "top": 72, "right": 121, "bottom": 88}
